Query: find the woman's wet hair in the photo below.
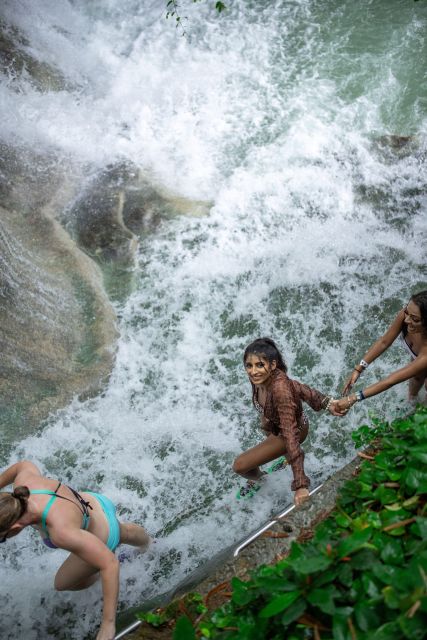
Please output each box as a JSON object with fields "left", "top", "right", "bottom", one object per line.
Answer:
{"left": 0, "top": 486, "right": 29, "bottom": 531}
{"left": 243, "top": 337, "right": 287, "bottom": 373}
{"left": 411, "top": 290, "right": 427, "bottom": 330}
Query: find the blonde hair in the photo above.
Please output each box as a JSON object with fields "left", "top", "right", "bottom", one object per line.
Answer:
{"left": 0, "top": 486, "right": 29, "bottom": 531}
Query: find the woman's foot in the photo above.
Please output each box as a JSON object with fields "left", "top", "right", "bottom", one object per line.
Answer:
{"left": 265, "top": 456, "right": 287, "bottom": 474}
{"left": 236, "top": 479, "right": 263, "bottom": 500}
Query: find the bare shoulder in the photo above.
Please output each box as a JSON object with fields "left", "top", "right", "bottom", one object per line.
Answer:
{"left": 14, "top": 460, "right": 43, "bottom": 485}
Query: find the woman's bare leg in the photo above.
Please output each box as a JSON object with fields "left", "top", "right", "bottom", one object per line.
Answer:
{"left": 233, "top": 434, "right": 287, "bottom": 480}
{"left": 54, "top": 554, "right": 99, "bottom": 591}
{"left": 119, "top": 522, "right": 151, "bottom": 551}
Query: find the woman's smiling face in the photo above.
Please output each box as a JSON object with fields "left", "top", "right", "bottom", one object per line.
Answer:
{"left": 404, "top": 301, "right": 423, "bottom": 334}
{"left": 244, "top": 353, "right": 276, "bottom": 386}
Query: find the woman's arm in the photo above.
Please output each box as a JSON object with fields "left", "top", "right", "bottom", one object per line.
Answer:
{"left": 51, "top": 528, "right": 119, "bottom": 640}
{"left": 271, "top": 377, "right": 310, "bottom": 492}
{"left": 0, "top": 460, "right": 41, "bottom": 489}
{"left": 342, "top": 309, "right": 405, "bottom": 394}
{"left": 337, "top": 354, "right": 427, "bottom": 412}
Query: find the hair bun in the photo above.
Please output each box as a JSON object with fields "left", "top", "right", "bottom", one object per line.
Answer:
{"left": 13, "top": 486, "right": 30, "bottom": 501}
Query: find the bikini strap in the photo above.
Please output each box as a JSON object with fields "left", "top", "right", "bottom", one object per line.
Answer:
{"left": 31, "top": 483, "right": 92, "bottom": 535}
{"left": 41, "top": 495, "right": 57, "bottom": 536}
{"left": 67, "top": 487, "right": 93, "bottom": 519}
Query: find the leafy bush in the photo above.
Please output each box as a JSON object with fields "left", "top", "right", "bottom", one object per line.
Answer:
{"left": 139, "top": 407, "right": 427, "bottom": 640}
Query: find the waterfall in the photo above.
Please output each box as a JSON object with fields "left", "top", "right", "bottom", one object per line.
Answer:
{"left": 0, "top": 0, "right": 426, "bottom": 637}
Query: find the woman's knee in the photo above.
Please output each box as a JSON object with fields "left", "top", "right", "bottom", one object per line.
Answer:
{"left": 233, "top": 455, "right": 248, "bottom": 475}
{"left": 54, "top": 575, "right": 66, "bottom": 592}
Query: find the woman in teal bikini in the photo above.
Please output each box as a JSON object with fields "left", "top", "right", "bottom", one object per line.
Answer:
{"left": 0, "top": 460, "right": 151, "bottom": 640}
{"left": 338, "top": 290, "right": 427, "bottom": 412}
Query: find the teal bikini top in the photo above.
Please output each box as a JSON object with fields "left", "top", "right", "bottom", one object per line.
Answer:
{"left": 31, "top": 482, "right": 93, "bottom": 549}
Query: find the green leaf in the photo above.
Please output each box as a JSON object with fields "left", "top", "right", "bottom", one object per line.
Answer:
{"left": 351, "top": 549, "right": 378, "bottom": 570}
{"left": 410, "top": 517, "right": 427, "bottom": 539}
{"left": 137, "top": 610, "right": 169, "bottom": 626}
{"left": 281, "top": 597, "right": 306, "bottom": 625}
{"left": 230, "top": 578, "right": 254, "bottom": 606}
{"left": 373, "top": 620, "right": 402, "bottom": 639}
{"left": 292, "top": 552, "right": 333, "bottom": 575}
{"left": 307, "top": 586, "right": 338, "bottom": 615}
{"left": 259, "top": 590, "right": 301, "bottom": 618}
{"left": 383, "top": 585, "right": 401, "bottom": 609}
{"left": 332, "top": 613, "right": 352, "bottom": 640}
{"left": 337, "top": 562, "right": 353, "bottom": 587}
{"left": 361, "top": 573, "right": 381, "bottom": 598}
{"left": 173, "top": 615, "right": 196, "bottom": 640}
{"left": 337, "top": 527, "right": 372, "bottom": 558}
{"left": 354, "top": 601, "right": 381, "bottom": 631}
{"left": 374, "top": 485, "right": 398, "bottom": 505}
{"left": 335, "top": 513, "right": 351, "bottom": 528}
{"left": 399, "top": 612, "right": 427, "bottom": 640}
{"left": 403, "top": 466, "right": 427, "bottom": 492}
{"left": 371, "top": 562, "right": 397, "bottom": 584}
{"left": 410, "top": 445, "right": 427, "bottom": 464}
{"left": 380, "top": 538, "right": 404, "bottom": 564}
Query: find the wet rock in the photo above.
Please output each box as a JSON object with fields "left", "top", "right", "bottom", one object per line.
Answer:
{"left": 65, "top": 161, "right": 212, "bottom": 300}
{"left": 0, "top": 145, "right": 117, "bottom": 456}
{"left": 0, "top": 23, "right": 70, "bottom": 92}
{"left": 67, "top": 161, "right": 211, "bottom": 259}
{"left": 374, "top": 133, "right": 425, "bottom": 159}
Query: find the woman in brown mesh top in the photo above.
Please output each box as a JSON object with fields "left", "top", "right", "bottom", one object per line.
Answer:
{"left": 233, "top": 338, "right": 342, "bottom": 506}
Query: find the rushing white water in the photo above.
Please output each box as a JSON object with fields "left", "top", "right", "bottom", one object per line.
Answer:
{"left": 1, "top": 0, "right": 426, "bottom": 637}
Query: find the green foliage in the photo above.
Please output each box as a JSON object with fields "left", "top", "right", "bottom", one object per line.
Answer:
{"left": 136, "top": 407, "right": 427, "bottom": 638}
{"left": 165, "top": 0, "right": 226, "bottom": 34}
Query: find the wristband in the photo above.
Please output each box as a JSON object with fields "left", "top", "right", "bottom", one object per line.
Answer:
{"left": 360, "top": 359, "right": 369, "bottom": 369}
{"left": 356, "top": 390, "right": 365, "bottom": 401}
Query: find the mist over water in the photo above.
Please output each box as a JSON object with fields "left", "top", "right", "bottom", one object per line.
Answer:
{"left": 1, "top": 0, "right": 426, "bottom": 637}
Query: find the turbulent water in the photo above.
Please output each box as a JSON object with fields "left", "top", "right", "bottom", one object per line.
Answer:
{"left": 1, "top": 0, "right": 426, "bottom": 638}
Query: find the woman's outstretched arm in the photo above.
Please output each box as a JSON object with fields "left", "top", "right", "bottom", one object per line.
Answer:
{"left": 337, "top": 353, "right": 427, "bottom": 412}
{"left": 51, "top": 527, "right": 120, "bottom": 640}
{"left": 0, "top": 460, "right": 41, "bottom": 489}
{"left": 342, "top": 309, "right": 405, "bottom": 394}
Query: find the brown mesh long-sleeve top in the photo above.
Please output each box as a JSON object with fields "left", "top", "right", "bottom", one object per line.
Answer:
{"left": 254, "top": 369, "right": 327, "bottom": 491}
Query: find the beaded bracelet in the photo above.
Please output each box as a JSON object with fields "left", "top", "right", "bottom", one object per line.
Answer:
{"left": 321, "top": 395, "right": 331, "bottom": 409}
{"left": 326, "top": 397, "right": 335, "bottom": 411}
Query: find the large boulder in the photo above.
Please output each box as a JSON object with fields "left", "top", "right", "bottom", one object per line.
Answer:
{"left": 0, "top": 145, "right": 117, "bottom": 455}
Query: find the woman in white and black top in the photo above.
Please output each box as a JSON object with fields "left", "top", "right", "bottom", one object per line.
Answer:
{"left": 338, "top": 290, "right": 427, "bottom": 412}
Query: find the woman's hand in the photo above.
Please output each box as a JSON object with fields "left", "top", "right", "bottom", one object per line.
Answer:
{"left": 294, "top": 488, "right": 310, "bottom": 507}
{"left": 327, "top": 400, "right": 347, "bottom": 417}
{"left": 96, "top": 621, "right": 115, "bottom": 640}
{"left": 335, "top": 395, "right": 357, "bottom": 414}
{"left": 342, "top": 370, "right": 360, "bottom": 395}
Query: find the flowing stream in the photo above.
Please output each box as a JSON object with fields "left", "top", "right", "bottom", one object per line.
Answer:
{"left": 0, "top": 1, "right": 426, "bottom": 638}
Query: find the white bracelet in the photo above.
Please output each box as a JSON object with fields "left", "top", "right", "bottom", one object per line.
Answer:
{"left": 326, "top": 397, "right": 336, "bottom": 410}
{"left": 360, "top": 359, "right": 369, "bottom": 369}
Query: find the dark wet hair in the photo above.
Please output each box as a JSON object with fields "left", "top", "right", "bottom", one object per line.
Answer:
{"left": 411, "top": 290, "right": 427, "bottom": 331}
{"left": 243, "top": 337, "right": 287, "bottom": 373}
{"left": 0, "top": 486, "right": 29, "bottom": 532}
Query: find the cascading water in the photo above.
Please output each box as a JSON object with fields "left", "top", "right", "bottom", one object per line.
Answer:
{"left": 0, "top": 0, "right": 426, "bottom": 638}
